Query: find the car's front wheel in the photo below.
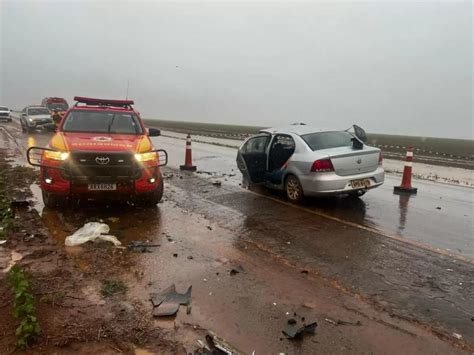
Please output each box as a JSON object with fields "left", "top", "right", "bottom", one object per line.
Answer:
{"left": 42, "top": 190, "right": 65, "bottom": 208}
{"left": 285, "top": 174, "right": 304, "bottom": 204}
{"left": 137, "top": 178, "right": 164, "bottom": 207}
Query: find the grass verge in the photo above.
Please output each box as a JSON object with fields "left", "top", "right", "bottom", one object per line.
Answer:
{"left": 7, "top": 266, "right": 41, "bottom": 349}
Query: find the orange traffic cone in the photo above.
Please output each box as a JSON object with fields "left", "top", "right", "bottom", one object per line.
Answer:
{"left": 394, "top": 147, "right": 417, "bottom": 194}
{"left": 180, "top": 134, "right": 197, "bottom": 171}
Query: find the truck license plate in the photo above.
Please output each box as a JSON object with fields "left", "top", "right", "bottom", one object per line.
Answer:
{"left": 351, "top": 179, "right": 371, "bottom": 189}
{"left": 88, "top": 183, "right": 116, "bottom": 191}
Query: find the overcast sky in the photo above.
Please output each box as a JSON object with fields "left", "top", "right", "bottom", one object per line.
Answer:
{"left": 1, "top": 0, "right": 472, "bottom": 138}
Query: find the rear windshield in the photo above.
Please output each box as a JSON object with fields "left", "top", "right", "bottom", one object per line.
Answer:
{"left": 28, "top": 108, "right": 50, "bottom": 115}
{"left": 62, "top": 110, "right": 143, "bottom": 135}
{"left": 301, "top": 131, "right": 354, "bottom": 151}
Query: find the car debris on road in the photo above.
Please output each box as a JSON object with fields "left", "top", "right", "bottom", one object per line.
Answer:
{"left": 150, "top": 284, "right": 192, "bottom": 317}
{"left": 127, "top": 241, "right": 159, "bottom": 253}
{"left": 282, "top": 315, "right": 317, "bottom": 339}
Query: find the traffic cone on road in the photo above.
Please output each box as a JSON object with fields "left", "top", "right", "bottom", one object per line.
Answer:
{"left": 394, "top": 147, "right": 417, "bottom": 194}
{"left": 180, "top": 134, "right": 197, "bottom": 171}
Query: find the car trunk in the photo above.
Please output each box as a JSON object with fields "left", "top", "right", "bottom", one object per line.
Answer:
{"left": 323, "top": 146, "right": 380, "bottom": 176}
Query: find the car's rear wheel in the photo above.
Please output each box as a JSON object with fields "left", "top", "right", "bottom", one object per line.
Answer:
{"left": 348, "top": 190, "right": 366, "bottom": 198}
{"left": 42, "top": 190, "right": 65, "bottom": 208}
{"left": 285, "top": 174, "right": 304, "bottom": 204}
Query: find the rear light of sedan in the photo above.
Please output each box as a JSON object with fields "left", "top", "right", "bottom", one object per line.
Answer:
{"left": 311, "top": 159, "right": 334, "bottom": 172}
{"left": 378, "top": 151, "right": 383, "bottom": 165}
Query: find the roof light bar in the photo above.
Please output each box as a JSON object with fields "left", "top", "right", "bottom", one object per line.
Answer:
{"left": 73, "top": 96, "right": 134, "bottom": 107}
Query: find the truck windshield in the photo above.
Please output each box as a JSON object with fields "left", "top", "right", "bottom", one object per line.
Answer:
{"left": 28, "top": 108, "right": 50, "bottom": 115}
{"left": 301, "top": 131, "right": 355, "bottom": 151}
{"left": 48, "top": 103, "right": 68, "bottom": 111}
{"left": 62, "top": 110, "right": 143, "bottom": 135}
{"left": 0, "top": 107, "right": 8, "bottom": 111}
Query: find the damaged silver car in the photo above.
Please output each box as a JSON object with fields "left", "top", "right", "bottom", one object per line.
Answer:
{"left": 236, "top": 124, "right": 384, "bottom": 203}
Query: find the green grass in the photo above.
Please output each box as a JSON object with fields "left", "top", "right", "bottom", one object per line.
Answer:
{"left": 101, "top": 280, "right": 128, "bottom": 298}
{"left": 144, "top": 119, "right": 473, "bottom": 158}
{"left": 0, "top": 173, "right": 15, "bottom": 240}
{"left": 8, "top": 266, "right": 41, "bottom": 349}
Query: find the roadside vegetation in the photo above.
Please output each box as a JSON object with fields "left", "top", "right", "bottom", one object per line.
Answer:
{"left": 0, "top": 172, "right": 15, "bottom": 240}
{"left": 101, "top": 279, "right": 128, "bottom": 297}
{"left": 7, "top": 266, "right": 41, "bottom": 349}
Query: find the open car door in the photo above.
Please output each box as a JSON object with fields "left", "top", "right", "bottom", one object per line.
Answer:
{"left": 236, "top": 134, "right": 270, "bottom": 184}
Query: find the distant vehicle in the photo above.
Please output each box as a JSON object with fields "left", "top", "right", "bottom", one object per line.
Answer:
{"left": 20, "top": 106, "right": 53, "bottom": 132}
{"left": 41, "top": 97, "right": 69, "bottom": 114}
{"left": 236, "top": 124, "right": 384, "bottom": 203}
{"left": 26, "top": 96, "right": 168, "bottom": 208}
{"left": 0, "top": 106, "right": 12, "bottom": 122}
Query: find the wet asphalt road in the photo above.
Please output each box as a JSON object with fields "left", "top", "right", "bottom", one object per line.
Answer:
{"left": 1, "top": 119, "right": 474, "bottom": 353}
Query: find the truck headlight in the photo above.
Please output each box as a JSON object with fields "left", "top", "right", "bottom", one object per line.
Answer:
{"left": 44, "top": 150, "right": 69, "bottom": 161}
{"left": 134, "top": 152, "right": 157, "bottom": 162}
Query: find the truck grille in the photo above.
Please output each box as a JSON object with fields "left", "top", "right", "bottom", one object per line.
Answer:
{"left": 65, "top": 151, "right": 141, "bottom": 181}
{"left": 0, "top": 112, "right": 9, "bottom": 117}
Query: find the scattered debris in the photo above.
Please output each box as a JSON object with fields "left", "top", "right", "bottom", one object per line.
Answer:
{"left": 150, "top": 284, "right": 192, "bottom": 317}
{"left": 187, "top": 255, "right": 194, "bottom": 260}
{"left": 128, "top": 241, "right": 159, "bottom": 253}
{"left": 205, "top": 332, "right": 240, "bottom": 354}
{"left": 435, "top": 207, "right": 441, "bottom": 210}
{"left": 207, "top": 226, "right": 213, "bottom": 230}
{"left": 300, "top": 269, "right": 309, "bottom": 275}
{"left": 282, "top": 316, "right": 317, "bottom": 339}
{"left": 230, "top": 265, "right": 245, "bottom": 276}
{"left": 452, "top": 332, "right": 463, "bottom": 340}
{"left": 186, "top": 305, "right": 192, "bottom": 314}
{"left": 0, "top": 240, "right": 6, "bottom": 245}
{"left": 173, "top": 253, "right": 178, "bottom": 258}
{"left": 324, "top": 317, "right": 361, "bottom": 326}
{"left": 65, "top": 222, "right": 121, "bottom": 246}
{"left": 107, "top": 217, "right": 120, "bottom": 223}
{"left": 212, "top": 181, "right": 222, "bottom": 187}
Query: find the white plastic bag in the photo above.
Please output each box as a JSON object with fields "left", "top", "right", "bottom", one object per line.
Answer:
{"left": 65, "top": 222, "right": 121, "bottom": 246}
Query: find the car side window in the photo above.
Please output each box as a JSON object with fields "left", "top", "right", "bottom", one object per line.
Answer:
{"left": 242, "top": 135, "right": 269, "bottom": 154}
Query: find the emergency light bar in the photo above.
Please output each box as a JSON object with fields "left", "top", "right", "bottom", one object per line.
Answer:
{"left": 73, "top": 96, "right": 134, "bottom": 108}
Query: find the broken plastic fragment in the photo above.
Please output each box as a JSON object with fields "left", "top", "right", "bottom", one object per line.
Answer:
{"left": 282, "top": 317, "right": 317, "bottom": 339}
{"left": 150, "top": 284, "right": 192, "bottom": 317}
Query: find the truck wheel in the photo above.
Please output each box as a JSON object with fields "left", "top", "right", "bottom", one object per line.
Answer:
{"left": 285, "top": 174, "right": 304, "bottom": 204}
{"left": 42, "top": 190, "right": 64, "bottom": 208}
{"left": 138, "top": 178, "right": 164, "bottom": 207}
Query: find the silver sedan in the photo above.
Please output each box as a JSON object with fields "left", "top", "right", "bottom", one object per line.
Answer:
{"left": 236, "top": 124, "right": 384, "bottom": 203}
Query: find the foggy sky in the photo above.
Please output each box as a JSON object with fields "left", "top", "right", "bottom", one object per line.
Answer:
{"left": 1, "top": 0, "right": 472, "bottom": 139}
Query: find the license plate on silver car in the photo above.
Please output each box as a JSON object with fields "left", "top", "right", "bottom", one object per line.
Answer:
{"left": 351, "top": 179, "right": 371, "bottom": 189}
{"left": 88, "top": 183, "right": 116, "bottom": 191}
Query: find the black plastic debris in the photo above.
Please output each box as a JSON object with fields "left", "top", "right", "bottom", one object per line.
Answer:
{"left": 436, "top": 206, "right": 442, "bottom": 210}
{"left": 150, "top": 284, "right": 192, "bottom": 317}
{"left": 128, "top": 241, "right": 160, "bottom": 253}
{"left": 282, "top": 317, "right": 317, "bottom": 339}
{"left": 212, "top": 181, "right": 222, "bottom": 187}
{"left": 300, "top": 269, "right": 309, "bottom": 275}
{"left": 230, "top": 265, "right": 245, "bottom": 276}
{"left": 324, "top": 317, "right": 361, "bottom": 326}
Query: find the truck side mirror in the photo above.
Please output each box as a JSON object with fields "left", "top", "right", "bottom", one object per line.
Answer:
{"left": 148, "top": 128, "right": 161, "bottom": 137}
